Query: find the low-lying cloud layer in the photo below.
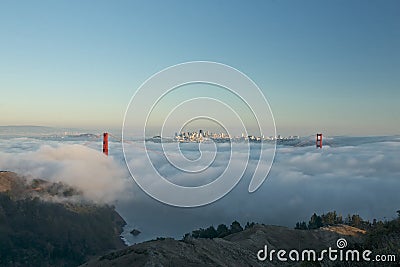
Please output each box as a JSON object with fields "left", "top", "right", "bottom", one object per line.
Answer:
{"left": 119, "top": 137, "right": 400, "bottom": 243}
{"left": 0, "top": 142, "right": 132, "bottom": 203}
{"left": 0, "top": 136, "right": 399, "bottom": 243}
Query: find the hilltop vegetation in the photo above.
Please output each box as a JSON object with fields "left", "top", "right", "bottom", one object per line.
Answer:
{"left": 83, "top": 223, "right": 353, "bottom": 267}
{"left": 0, "top": 171, "right": 126, "bottom": 267}
{"left": 184, "top": 220, "right": 255, "bottom": 239}
{"left": 84, "top": 211, "right": 400, "bottom": 266}
{"left": 295, "top": 210, "right": 377, "bottom": 230}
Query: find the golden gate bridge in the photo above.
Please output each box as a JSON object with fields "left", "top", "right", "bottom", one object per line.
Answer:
{"left": 98, "top": 132, "right": 331, "bottom": 156}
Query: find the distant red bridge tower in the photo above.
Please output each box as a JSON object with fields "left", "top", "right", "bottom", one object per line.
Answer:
{"left": 103, "top": 132, "right": 109, "bottom": 156}
{"left": 316, "top": 133, "right": 323, "bottom": 149}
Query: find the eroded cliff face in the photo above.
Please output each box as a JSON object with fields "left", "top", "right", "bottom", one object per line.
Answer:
{"left": 0, "top": 171, "right": 127, "bottom": 267}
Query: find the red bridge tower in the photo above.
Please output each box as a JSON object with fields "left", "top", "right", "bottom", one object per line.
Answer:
{"left": 103, "top": 132, "right": 109, "bottom": 156}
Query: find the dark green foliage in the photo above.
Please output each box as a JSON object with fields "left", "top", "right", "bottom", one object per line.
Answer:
{"left": 216, "top": 224, "right": 230, "bottom": 238}
{"left": 203, "top": 226, "right": 218, "bottom": 238}
{"left": 295, "top": 211, "right": 370, "bottom": 230}
{"left": 188, "top": 221, "right": 246, "bottom": 239}
{"left": 308, "top": 213, "right": 323, "bottom": 229}
{"left": 364, "top": 214, "right": 400, "bottom": 250}
{"left": 244, "top": 221, "right": 255, "bottom": 230}
{"left": 321, "top": 211, "right": 343, "bottom": 225}
{"left": 351, "top": 214, "right": 362, "bottom": 227}
{"left": 0, "top": 193, "right": 125, "bottom": 267}
{"left": 230, "top": 220, "right": 243, "bottom": 234}
{"left": 191, "top": 228, "right": 203, "bottom": 238}
{"left": 191, "top": 226, "right": 218, "bottom": 239}
{"left": 294, "top": 210, "right": 400, "bottom": 266}
{"left": 295, "top": 221, "right": 308, "bottom": 230}
{"left": 343, "top": 212, "right": 400, "bottom": 267}
{"left": 344, "top": 213, "right": 371, "bottom": 230}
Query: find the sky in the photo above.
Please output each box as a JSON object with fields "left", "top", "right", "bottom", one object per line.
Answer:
{"left": 1, "top": 0, "right": 399, "bottom": 136}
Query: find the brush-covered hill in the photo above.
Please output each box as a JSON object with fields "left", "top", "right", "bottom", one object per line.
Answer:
{"left": 83, "top": 215, "right": 400, "bottom": 267}
{"left": 0, "top": 171, "right": 126, "bottom": 267}
{"left": 82, "top": 224, "right": 365, "bottom": 267}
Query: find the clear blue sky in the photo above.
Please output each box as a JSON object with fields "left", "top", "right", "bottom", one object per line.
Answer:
{"left": 1, "top": 0, "right": 399, "bottom": 135}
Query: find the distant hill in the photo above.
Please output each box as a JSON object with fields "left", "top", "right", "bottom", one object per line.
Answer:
{"left": 0, "top": 171, "right": 126, "bottom": 267}
{"left": 0, "top": 125, "right": 56, "bottom": 135}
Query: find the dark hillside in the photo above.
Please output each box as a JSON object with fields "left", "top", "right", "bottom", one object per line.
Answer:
{"left": 0, "top": 171, "right": 126, "bottom": 267}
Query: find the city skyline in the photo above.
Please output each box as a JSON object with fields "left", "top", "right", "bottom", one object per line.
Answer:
{"left": 1, "top": 1, "right": 399, "bottom": 136}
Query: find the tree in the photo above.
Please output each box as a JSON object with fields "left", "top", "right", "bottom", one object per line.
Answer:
{"left": 191, "top": 228, "right": 203, "bottom": 238}
{"left": 321, "top": 211, "right": 343, "bottom": 226}
{"left": 230, "top": 220, "right": 243, "bottom": 234}
{"left": 191, "top": 226, "right": 219, "bottom": 239}
{"left": 351, "top": 214, "right": 363, "bottom": 228}
{"left": 336, "top": 214, "right": 343, "bottom": 224}
{"left": 308, "top": 213, "right": 323, "bottom": 229}
{"left": 345, "top": 214, "right": 352, "bottom": 225}
{"left": 295, "top": 221, "right": 308, "bottom": 230}
{"left": 245, "top": 222, "right": 255, "bottom": 229}
{"left": 201, "top": 226, "right": 218, "bottom": 238}
{"left": 183, "top": 233, "right": 191, "bottom": 240}
{"left": 216, "top": 224, "right": 230, "bottom": 238}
